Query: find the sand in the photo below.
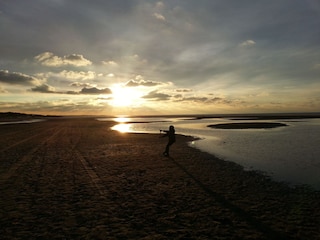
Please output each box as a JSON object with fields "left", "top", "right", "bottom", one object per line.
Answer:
{"left": 0, "top": 118, "right": 319, "bottom": 239}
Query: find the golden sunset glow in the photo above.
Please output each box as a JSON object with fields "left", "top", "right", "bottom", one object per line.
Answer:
{"left": 110, "top": 84, "right": 144, "bottom": 107}
{"left": 114, "top": 117, "right": 131, "bottom": 123}
{"left": 1, "top": 1, "right": 320, "bottom": 115}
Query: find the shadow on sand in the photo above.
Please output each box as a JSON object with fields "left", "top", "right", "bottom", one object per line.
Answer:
{"left": 167, "top": 156, "right": 290, "bottom": 239}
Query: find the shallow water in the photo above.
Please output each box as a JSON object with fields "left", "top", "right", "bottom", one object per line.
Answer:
{"left": 0, "top": 119, "right": 45, "bottom": 125}
{"left": 102, "top": 117, "right": 320, "bottom": 189}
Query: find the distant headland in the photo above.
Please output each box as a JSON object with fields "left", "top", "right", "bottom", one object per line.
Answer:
{"left": 0, "top": 112, "right": 60, "bottom": 122}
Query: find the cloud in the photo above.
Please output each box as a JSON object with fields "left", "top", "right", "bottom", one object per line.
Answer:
{"left": 239, "top": 40, "right": 256, "bottom": 47}
{"left": 153, "top": 12, "right": 166, "bottom": 21}
{"left": 155, "top": 1, "right": 164, "bottom": 9}
{"left": 125, "top": 79, "right": 164, "bottom": 87}
{"left": 175, "top": 89, "right": 192, "bottom": 93}
{"left": 70, "top": 82, "right": 96, "bottom": 88}
{"left": 142, "top": 90, "right": 171, "bottom": 101}
{"left": 0, "top": 86, "right": 8, "bottom": 93}
{"left": 124, "top": 75, "right": 167, "bottom": 87}
{"left": 0, "top": 70, "right": 40, "bottom": 86}
{"left": 30, "top": 84, "right": 111, "bottom": 95}
{"left": 102, "top": 60, "right": 119, "bottom": 67}
{"left": 35, "top": 52, "right": 92, "bottom": 67}
{"left": 31, "top": 84, "right": 56, "bottom": 93}
{"left": 67, "top": 87, "right": 112, "bottom": 95}
{"left": 173, "top": 95, "right": 228, "bottom": 104}
{"left": 59, "top": 70, "right": 95, "bottom": 80}
{"left": 79, "top": 87, "right": 112, "bottom": 95}
{"left": 64, "top": 54, "right": 92, "bottom": 66}
{"left": 0, "top": 99, "right": 112, "bottom": 114}
{"left": 173, "top": 96, "right": 210, "bottom": 103}
{"left": 181, "top": 96, "right": 209, "bottom": 102}
{"left": 1, "top": 1, "right": 320, "bottom": 114}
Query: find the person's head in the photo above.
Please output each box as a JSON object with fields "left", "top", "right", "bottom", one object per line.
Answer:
{"left": 169, "top": 125, "right": 174, "bottom": 131}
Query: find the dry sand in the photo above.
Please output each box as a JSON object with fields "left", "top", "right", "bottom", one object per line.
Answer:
{"left": 0, "top": 118, "right": 319, "bottom": 239}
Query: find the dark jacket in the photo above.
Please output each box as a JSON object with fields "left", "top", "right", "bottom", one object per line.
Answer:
{"left": 165, "top": 126, "right": 175, "bottom": 143}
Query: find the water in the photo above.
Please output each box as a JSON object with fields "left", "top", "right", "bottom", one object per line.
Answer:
{"left": 0, "top": 119, "right": 45, "bottom": 125}
{"left": 99, "top": 116, "right": 320, "bottom": 189}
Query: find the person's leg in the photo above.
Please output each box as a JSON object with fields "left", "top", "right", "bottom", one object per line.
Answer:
{"left": 165, "top": 143, "right": 170, "bottom": 154}
{"left": 164, "top": 141, "right": 174, "bottom": 156}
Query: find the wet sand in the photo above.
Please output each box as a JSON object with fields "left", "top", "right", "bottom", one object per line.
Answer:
{"left": 0, "top": 118, "right": 319, "bottom": 239}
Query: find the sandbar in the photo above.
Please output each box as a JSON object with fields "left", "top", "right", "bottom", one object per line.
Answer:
{"left": 208, "top": 122, "right": 287, "bottom": 129}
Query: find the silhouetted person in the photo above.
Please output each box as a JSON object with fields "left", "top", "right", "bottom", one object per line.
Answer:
{"left": 161, "top": 125, "right": 175, "bottom": 157}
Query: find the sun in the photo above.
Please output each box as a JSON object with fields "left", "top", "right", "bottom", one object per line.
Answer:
{"left": 110, "top": 84, "right": 144, "bottom": 107}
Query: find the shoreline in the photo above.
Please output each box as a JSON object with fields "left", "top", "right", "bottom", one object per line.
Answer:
{"left": 110, "top": 119, "right": 319, "bottom": 189}
{"left": 1, "top": 118, "right": 319, "bottom": 239}
{"left": 2, "top": 111, "right": 320, "bottom": 122}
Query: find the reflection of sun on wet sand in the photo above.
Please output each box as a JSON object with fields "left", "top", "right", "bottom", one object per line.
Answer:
{"left": 208, "top": 122, "right": 287, "bottom": 129}
{"left": 0, "top": 118, "right": 319, "bottom": 239}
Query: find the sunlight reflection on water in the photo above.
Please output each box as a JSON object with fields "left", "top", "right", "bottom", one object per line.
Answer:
{"left": 113, "top": 117, "right": 131, "bottom": 123}
{"left": 103, "top": 117, "right": 320, "bottom": 189}
{"left": 111, "top": 123, "right": 132, "bottom": 133}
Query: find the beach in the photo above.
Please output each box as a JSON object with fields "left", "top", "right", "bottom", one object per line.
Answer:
{"left": 0, "top": 118, "right": 319, "bottom": 239}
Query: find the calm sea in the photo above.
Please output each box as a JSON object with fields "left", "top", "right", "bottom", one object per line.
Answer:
{"left": 100, "top": 116, "right": 320, "bottom": 190}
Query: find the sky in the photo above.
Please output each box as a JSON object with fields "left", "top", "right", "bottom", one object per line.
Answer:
{"left": 1, "top": 0, "right": 320, "bottom": 116}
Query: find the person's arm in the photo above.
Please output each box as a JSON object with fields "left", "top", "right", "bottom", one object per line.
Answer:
{"left": 160, "top": 130, "right": 169, "bottom": 137}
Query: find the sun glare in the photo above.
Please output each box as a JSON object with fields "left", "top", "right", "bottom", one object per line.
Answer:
{"left": 112, "top": 123, "right": 131, "bottom": 133}
{"left": 114, "top": 117, "right": 131, "bottom": 123}
{"left": 110, "top": 84, "right": 143, "bottom": 107}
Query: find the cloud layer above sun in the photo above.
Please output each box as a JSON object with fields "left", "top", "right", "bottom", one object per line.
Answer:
{"left": 1, "top": 0, "right": 320, "bottom": 115}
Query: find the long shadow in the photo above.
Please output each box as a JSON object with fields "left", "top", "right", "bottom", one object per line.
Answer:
{"left": 168, "top": 156, "right": 290, "bottom": 240}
